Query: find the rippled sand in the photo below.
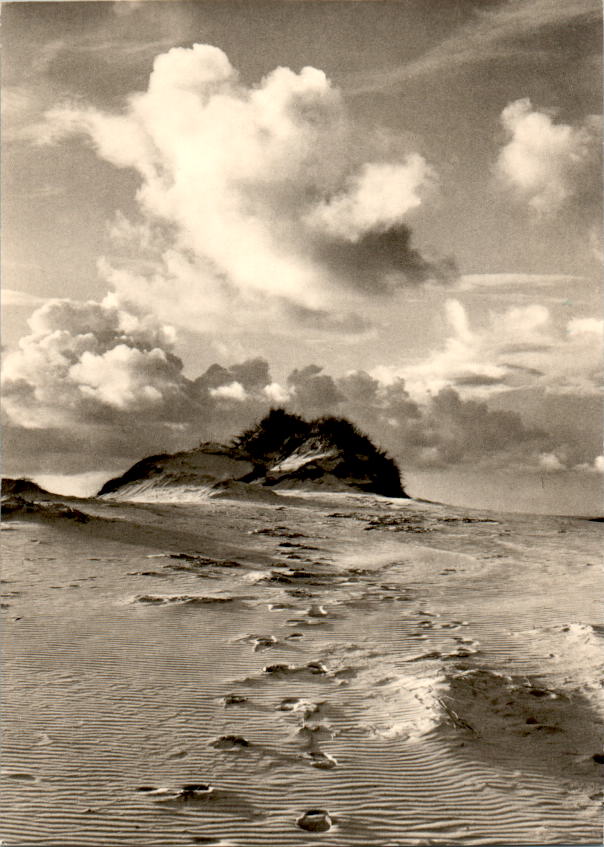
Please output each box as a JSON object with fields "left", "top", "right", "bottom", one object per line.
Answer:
{"left": 2, "top": 493, "right": 602, "bottom": 845}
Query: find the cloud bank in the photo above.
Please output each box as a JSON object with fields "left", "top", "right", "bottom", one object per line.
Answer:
{"left": 6, "top": 294, "right": 599, "bottom": 479}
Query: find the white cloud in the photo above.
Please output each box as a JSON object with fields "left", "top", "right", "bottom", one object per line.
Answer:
{"left": 1, "top": 289, "right": 47, "bottom": 309}
{"left": 2, "top": 295, "right": 189, "bottom": 429}
{"left": 305, "top": 156, "right": 434, "bottom": 241}
{"left": 539, "top": 452, "right": 566, "bottom": 472}
{"left": 567, "top": 317, "right": 603, "bottom": 337}
{"left": 263, "top": 382, "right": 291, "bottom": 404}
{"left": 209, "top": 381, "right": 248, "bottom": 402}
{"left": 574, "top": 455, "right": 604, "bottom": 473}
{"left": 458, "top": 273, "right": 583, "bottom": 291}
{"left": 40, "top": 43, "right": 451, "bottom": 332}
{"left": 69, "top": 346, "right": 171, "bottom": 410}
{"left": 1, "top": 296, "right": 298, "bottom": 472}
{"left": 496, "top": 98, "right": 601, "bottom": 215}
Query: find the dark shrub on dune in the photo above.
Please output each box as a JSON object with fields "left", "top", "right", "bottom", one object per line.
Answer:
{"left": 232, "top": 409, "right": 308, "bottom": 462}
{"left": 236, "top": 410, "right": 407, "bottom": 498}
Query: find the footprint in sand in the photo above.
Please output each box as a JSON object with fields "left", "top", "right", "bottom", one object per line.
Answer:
{"left": 150, "top": 784, "right": 263, "bottom": 818}
{"left": 2, "top": 772, "right": 37, "bottom": 782}
{"left": 210, "top": 735, "right": 250, "bottom": 750}
{"left": 306, "top": 750, "right": 337, "bottom": 769}
{"left": 145, "top": 783, "right": 213, "bottom": 803}
{"left": 165, "top": 749, "right": 189, "bottom": 759}
{"left": 333, "top": 667, "right": 358, "bottom": 681}
{"left": 286, "top": 617, "right": 325, "bottom": 628}
{"left": 279, "top": 697, "right": 322, "bottom": 716}
{"left": 296, "top": 724, "right": 335, "bottom": 748}
{"left": 264, "top": 661, "right": 328, "bottom": 678}
{"left": 297, "top": 810, "right": 333, "bottom": 832}
{"left": 236, "top": 634, "right": 279, "bottom": 651}
{"left": 222, "top": 693, "right": 248, "bottom": 706}
{"left": 253, "top": 636, "right": 278, "bottom": 651}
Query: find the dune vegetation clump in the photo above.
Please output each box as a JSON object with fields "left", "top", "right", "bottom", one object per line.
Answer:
{"left": 234, "top": 409, "right": 407, "bottom": 498}
{"left": 232, "top": 409, "right": 309, "bottom": 463}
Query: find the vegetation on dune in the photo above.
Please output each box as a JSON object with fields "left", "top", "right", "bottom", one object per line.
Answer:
{"left": 1, "top": 477, "right": 60, "bottom": 500}
{"left": 234, "top": 409, "right": 407, "bottom": 498}
{"left": 97, "top": 409, "right": 407, "bottom": 499}
{"left": 232, "top": 408, "right": 308, "bottom": 462}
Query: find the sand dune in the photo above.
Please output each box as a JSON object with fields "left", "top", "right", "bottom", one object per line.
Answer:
{"left": 2, "top": 491, "right": 602, "bottom": 845}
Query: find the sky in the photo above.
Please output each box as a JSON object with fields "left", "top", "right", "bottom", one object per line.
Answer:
{"left": 2, "top": 0, "right": 603, "bottom": 513}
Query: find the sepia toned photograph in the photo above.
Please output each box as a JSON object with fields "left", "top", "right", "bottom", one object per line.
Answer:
{"left": 1, "top": 1, "right": 602, "bottom": 844}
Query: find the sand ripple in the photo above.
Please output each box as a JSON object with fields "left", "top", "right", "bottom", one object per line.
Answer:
{"left": 2, "top": 494, "right": 601, "bottom": 845}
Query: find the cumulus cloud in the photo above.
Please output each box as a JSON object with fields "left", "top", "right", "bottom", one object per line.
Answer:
{"left": 280, "top": 369, "right": 550, "bottom": 470}
{"left": 496, "top": 98, "right": 601, "bottom": 215}
{"left": 305, "top": 156, "right": 435, "bottom": 241}
{"left": 387, "top": 298, "right": 602, "bottom": 399}
{"left": 2, "top": 295, "right": 279, "bottom": 472}
{"left": 210, "top": 382, "right": 248, "bottom": 402}
{"left": 287, "top": 365, "right": 345, "bottom": 415}
{"left": 39, "top": 43, "right": 454, "bottom": 330}
{"left": 405, "top": 387, "right": 548, "bottom": 467}
{"left": 2, "top": 295, "right": 189, "bottom": 427}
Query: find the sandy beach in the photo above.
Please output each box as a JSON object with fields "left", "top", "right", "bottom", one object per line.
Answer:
{"left": 2, "top": 492, "right": 601, "bottom": 846}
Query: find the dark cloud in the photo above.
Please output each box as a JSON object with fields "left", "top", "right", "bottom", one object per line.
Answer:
{"left": 499, "top": 343, "right": 553, "bottom": 354}
{"left": 285, "top": 303, "right": 372, "bottom": 334}
{"left": 287, "top": 365, "right": 346, "bottom": 415}
{"left": 500, "top": 362, "right": 545, "bottom": 376}
{"left": 453, "top": 374, "right": 506, "bottom": 387}
{"left": 314, "top": 224, "right": 458, "bottom": 294}
{"left": 229, "top": 358, "right": 272, "bottom": 391}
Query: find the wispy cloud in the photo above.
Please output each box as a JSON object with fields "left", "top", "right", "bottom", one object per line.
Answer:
{"left": 458, "top": 273, "right": 584, "bottom": 291}
{"left": 344, "top": 0, "right": 600, "bottom": 93}
{"left": 1, "top": 289, "right": 47, "bottom": 309}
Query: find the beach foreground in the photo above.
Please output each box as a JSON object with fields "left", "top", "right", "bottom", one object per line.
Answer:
{"left": 2, "top": 492, "right": 602, "bottom": 846}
